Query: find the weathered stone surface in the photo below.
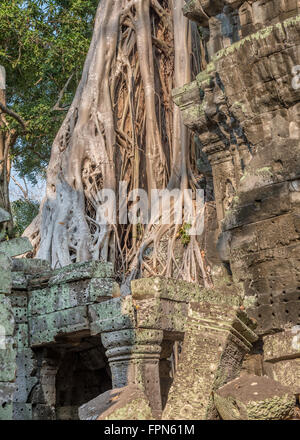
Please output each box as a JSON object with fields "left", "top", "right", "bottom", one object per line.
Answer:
{"left": 56, "top": 406, "right": 79, "bottom": 420}
{"left": 32, "top": 404, "right": 56, "bottom": 420}
{"left": 262, "top": 330, "right": 300, "bottom": 395}
{"left": 12, "top": 258, "right": 51, "bottom": 274}
{"left": 15, "top": 324, "right": 29, "bottom": 349}
{"left": 48, "top": 261, "right": 114, "bottom": 286}
{"left": 28, "top": 271, "right": 53, "bottom": 290}
{"left": 0, "top": 295, "right": 15, "bottom": 336}
{"left": 89, "top": 296, "right": 136, "bottom": 334}
{"left": 0, "top": 237, "right": 32, "bottom": 258}
{"left": 11, "top": 272, "right": 28, "bottom": 290}
{"left": 12, "top": 402, "right": 33, "bottom": 420}
{"left": 0, "top": 404, "right": 13, "bottom": 420}
{"left": 0, "top": 252, "right": 12, "bottom": 294}
{"left": 131, "top": 277, "right": 241, "bottom": 306}
{"left": 0, "top": 207, "right": 10, "bottom": 223}
{"left": 0, "top": 382, "right": 15, "bottom": 406}
{"left": 175, "top": 11, "right": 300, "bottom": 337}
{"left": 0, "top": 336, "right": 17, "bottom": 382}
{"left": 79, "top": 385, "right": 154, "bottom": 420}
{"left": 101, "top": 329, "right": 163, "bottom": 417}
{"left": 163, "top": 302, "right": 257, "bottom": 420}
{"left": 264, "top": 358, "right": 300, "bottom": 395}
{"left": 264, "top": 329, "right": 300, "bottom": 361}
{"left": 28, "top": 278, "right": 115, "bottom": 317}
{"left": 214, "top": 374, "right": 296, "bottom": 420}
{"left": 12, "top": 304, "right": 28, "bottom": 324}
{"left": 135, "top": 297, "right": 188, "bottom": 333}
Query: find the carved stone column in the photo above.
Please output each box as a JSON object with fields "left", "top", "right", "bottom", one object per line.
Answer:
{"left": 203, "top": 143, "right": 237, "bottom": 227}
{"left": 101, "top": 328, "right": 163, "bottom": 418}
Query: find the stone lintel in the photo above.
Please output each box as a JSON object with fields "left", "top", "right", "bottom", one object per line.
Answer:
{"left": 28, "top": 278, "right": 116, "bottom": 316}
{"left": 131, "top": 277, "right": 241, "bottom": 306}
{"left": 29, "top": 305, "right": 90, "bottom": 347}
{"left": 183, "top": 0, "right": 226, "bottom": 26}
{"left": 12, "top": 258, "right": 51, "bottom": 274}
{"left": 48, "top": 261, "right": 114, "bottom": 286}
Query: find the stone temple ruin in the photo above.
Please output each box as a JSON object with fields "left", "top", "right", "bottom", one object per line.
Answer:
{"left": 0, "top": 0, "right": 300, "bottom": 420}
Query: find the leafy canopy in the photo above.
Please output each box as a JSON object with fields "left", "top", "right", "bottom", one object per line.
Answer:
{"left": 11, "top": 198, "right": 39, "bottom": 236}
{"left": 0, "top": 0, "right": 98, "bottom": 184}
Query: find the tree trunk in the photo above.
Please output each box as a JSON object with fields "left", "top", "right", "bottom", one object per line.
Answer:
{"left": 0, "top": 66, "right": 13, "bottom": 234}
{"left": 26, "top": 0, "right": 211, "bottom": 288}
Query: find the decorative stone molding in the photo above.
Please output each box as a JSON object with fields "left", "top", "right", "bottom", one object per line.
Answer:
{"left": 101, "top": 329, "right": 163, "bottom": 418}
{"left": 162, "top": 299, "right": 258, "bottom": 420}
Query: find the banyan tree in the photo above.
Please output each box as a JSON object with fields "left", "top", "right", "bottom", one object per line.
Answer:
{"left": 25, "top": 0, "right": 212, "bottom": 291}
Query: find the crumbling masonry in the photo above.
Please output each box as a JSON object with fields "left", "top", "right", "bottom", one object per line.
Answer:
{"left": 0, "top": 0, "right": 300, "bottom": 420}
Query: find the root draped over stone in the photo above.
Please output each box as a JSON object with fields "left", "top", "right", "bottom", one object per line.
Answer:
{"left": 25, "top": 0, "right": 212, "bottom": 289}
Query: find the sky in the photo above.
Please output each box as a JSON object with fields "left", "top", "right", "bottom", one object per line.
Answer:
{"left": 9, "top": 168, "right": 45, "bottom": 202}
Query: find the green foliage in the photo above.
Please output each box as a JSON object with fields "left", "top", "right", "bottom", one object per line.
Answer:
{"left": 0, "top": 0, "right": 98, "bottom": 184}
{"left": 179, "top": 223, "right": 191, "bottom": 247}
{"left": 11, "top": 198, "right": 39, "bottom": 236}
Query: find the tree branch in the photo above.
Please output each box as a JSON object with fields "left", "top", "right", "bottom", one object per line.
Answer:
{"left": 0, "top": 102, "right": 27, "bottom": 130}
{"left": 52, "top": 73, "right": 74, "bottom": 111}
{"left": 11, "top": 175, "right": 29, "bottom": 200}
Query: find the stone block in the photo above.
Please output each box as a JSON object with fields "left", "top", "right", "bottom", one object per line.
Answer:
{"left": 0, "top": 337, "right": 16, "bottom": 382}
{"left": 264, "top": 359, "right": 300, "bottom": 395}
{"left": 15, "top": 349, "right": 37, "bottom": 378}
{"left": 0, "top": 253, "right": 12, "bottom": 294}
{"left": 214, "top": 374, "right": 296, "bottom": 420}
{"left": 11, "top": 271, "right": 28, "bottom": 290}
{"left": 79, "top": 385, "right": 154, "bottom": 420}
{"left": 28, "top": 278, "right": 115, "bottom": 316}
{"left": 131, "top": 277, "right": 241, "bottom": 306}
{"left": 15, "top": 323, "right": 29, "bottom": 349}
{"left": 12, "top": 403, "right": 33, "bottom": 420}
{"left": 0, "top": 382, "right": 15, "bottom": 406}
{"left": 163, "top": 302, "right": 257, "bottom": 420}
{"left": 89, "top": 297, "right": 136, "bottom": 334}
{"left": 0, "top": 295, "right": 15, "bottom": 336}
{"left": 12, "top": 305, "right": 28, "bottom": 324}
{"left": 0, "top": 403, "right": 13, "bottom": 420}
{"left": 13, "top": 375, "right": 38, "bottom": 403}
{"left": 135, "top": 297, "right": 188, "bottom": 333}
{"left": 0, "top": 238, "right": 32, "bottom": 258}
{"left": 263, "top": 329, "right": 300, "bottom": 361}
{"left": 32, "top": 404, "right": 56, "bottom": 420}
{"left": 12, "top": 258, "right": 51, "bottom": 274}
{"left": 48, "top": 261, "right": 114, "bottom": 286}
{"left": 0, "top": 207, "right": 10, "bottom": 223}
{"left": 29, "top": 306, "right": 89, "bottom": 346}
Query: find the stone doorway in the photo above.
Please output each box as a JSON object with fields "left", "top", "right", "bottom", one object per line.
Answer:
{"left": 55, "top": 336, "right": 112, "bottom": 420}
